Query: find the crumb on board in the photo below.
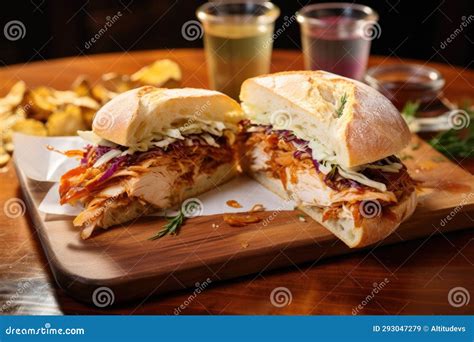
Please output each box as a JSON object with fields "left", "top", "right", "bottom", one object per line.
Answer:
{"left": 297, "top": 214, "right": 307, "bottom": 222}
{"left": 241, "top": 242, "right": 249, "bottom": 249}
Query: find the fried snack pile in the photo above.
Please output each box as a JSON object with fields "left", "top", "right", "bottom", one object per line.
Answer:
{"left": 0, "top": 59, "right": 181, "bottom": 167}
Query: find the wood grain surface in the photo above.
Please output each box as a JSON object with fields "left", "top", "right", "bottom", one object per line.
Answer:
{"left": 0, "top": 49, "right": 473, "bottom": 315}
{"left": 12, "top": 135, "right": 474, "bottom": 305}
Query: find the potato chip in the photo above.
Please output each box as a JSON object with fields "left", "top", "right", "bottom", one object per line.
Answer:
{"left": 50, "top": 90, "right": 99, "bottom": 109}
{"left": 46, "top": 105, "right": 86, "bottom": 136}
{"left": 4, "top": 142, "right": 14, "bottom": 153}
{"left": 131, "top": 59, "right": 181, "bottom": 87}
{"left": 91, "top": 84, "right": 118, "bottom": 104}
{"left": 0, "top": 81, "right": 27, "bottom": 116}
{"left": 0, "top": 81, "right": 26, "bottom": 108}
{"left": 28, "top": 87, "right": 57, "bottom": 121}
{"left": 17, "top": 91, "right": 34, "bottom": 117}
{"left": 12, "top": 118, "right": 47, "bottom": 136}
{"left": 0, "top": 114, "right": 23, "bottom": 140}
{"left": 71, "top": 76, "right": 92, "bottom": 97}
{"left": 0, "top": 58, "right": 181, "bottom": 154}
{"left": 82, "top": 107, "right": 96, "bottom": 128}
{"left": 101, "top": 73, "right": 138, "bottom": 94}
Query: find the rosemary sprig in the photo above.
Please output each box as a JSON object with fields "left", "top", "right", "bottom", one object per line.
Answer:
{"left": 336, "top": 93, "right": 348, "bottom": 118}
{"left": 148, "top": 210, "right": 185, "bottom": 240}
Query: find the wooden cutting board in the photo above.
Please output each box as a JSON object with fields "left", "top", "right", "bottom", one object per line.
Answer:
{"left": 15, "top": 135, "right": 474, "bottom": 305}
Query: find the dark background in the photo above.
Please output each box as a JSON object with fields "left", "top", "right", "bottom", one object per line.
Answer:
{"left": 1, "top": 0, "right": 472, "bottom": 68}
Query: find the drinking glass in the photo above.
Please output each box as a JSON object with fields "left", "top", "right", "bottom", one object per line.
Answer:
{"left": 197, "top": 1, "right": 280, "bottom": 99}
{"left": 297, "top": 3, "right": 379, "bottom": 80}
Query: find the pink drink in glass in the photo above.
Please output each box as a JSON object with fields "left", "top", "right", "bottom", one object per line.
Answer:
{"left": 297, "top": 4, "right": 378, "bottom": 80}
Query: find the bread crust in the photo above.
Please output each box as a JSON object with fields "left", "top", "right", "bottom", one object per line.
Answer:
{"left": 240, "top": 70, "right": 410, "bottom": 167}
{"left": 248, "top": 169, "right": 417, "bottom": 248}
{"left": 92, "top": 86, "right": 244, "bottom": 146}
{"left": 92, "top": 86, "right": 147, "bottom": 146}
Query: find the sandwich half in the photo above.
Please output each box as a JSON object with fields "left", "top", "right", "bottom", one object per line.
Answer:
{"left": 59, "top": 86, "right": 243, "bottom": 239}
{"left": 239, "top": 71, "right": 417, "bottom": 248}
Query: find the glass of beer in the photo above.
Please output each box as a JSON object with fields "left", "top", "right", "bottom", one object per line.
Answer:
{"left": 197, "top": 1, "right": 280, "bottom": 99}
{"left": 297, "top": 3, "right": 379, "bottom": 80}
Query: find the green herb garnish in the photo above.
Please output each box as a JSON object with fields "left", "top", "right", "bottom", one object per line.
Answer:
{"left": 336, "top": 93, "right": 348, "bottom": 118}
{"left": 429, "top": 103, "right": 473, "bottom": 159}
{"left": 148, "top": 210, "right": 185, "bottom": 240}
{"left": 401, "top": 100, "right": 420, "bottom": 119}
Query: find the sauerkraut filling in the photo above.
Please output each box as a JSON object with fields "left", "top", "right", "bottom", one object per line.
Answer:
{"left": 240, "top": 120, "right": 415, "bottom": 224}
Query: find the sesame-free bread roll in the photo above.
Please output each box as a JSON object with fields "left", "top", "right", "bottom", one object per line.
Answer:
{"left": 239, "top": 70, "right": 417, "bottom": 248}
{"left": 240, "top": 71, "right": 410, "bottom": 168}
{"left": 62, "top": 86, "right": 244, "bottom": 239}
{"left": 93, "top": 86, "right": 244, "bottom": 147}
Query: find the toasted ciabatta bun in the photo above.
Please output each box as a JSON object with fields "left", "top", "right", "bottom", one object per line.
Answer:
{"left": 93, "top": 86, "right": 244, "bottom": 147}
{"left": 240, "top": 71, "right": 410, "bottom": 168}
{"left": 65, "top": 86, "right": 243, "bottom": 238}
{"left": 249, "top": 170, "right": 416, "bottom": 248}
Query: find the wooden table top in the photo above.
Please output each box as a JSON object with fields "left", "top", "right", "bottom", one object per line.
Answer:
{"left": 0, "top": 49, "right": 473, "bottom": 315}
